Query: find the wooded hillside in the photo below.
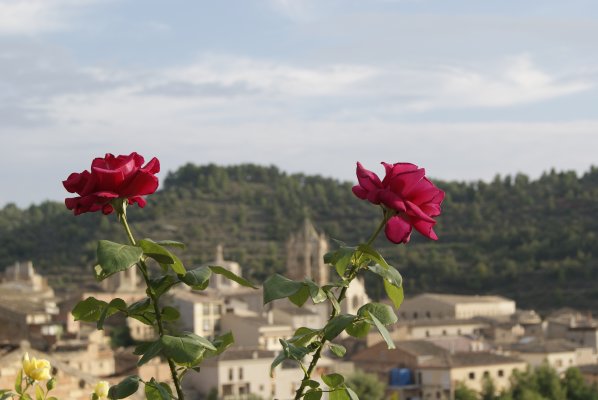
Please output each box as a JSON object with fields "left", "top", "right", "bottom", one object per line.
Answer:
{"left": 2, "top": 163, "right": 597, "bottom": 311}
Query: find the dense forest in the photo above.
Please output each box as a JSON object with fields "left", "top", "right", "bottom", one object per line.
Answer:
{"left": 1, "top": 163, "right": 598, "bottom": 312}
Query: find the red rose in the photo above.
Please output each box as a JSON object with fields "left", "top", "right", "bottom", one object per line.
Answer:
{"left": 352, "top": 162, "right": 444, "bottom": 244}
{"left": 63, "top": 152, "right": 160, "bottom": 215}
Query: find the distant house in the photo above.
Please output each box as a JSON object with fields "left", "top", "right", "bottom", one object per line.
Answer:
{"left": 386, "top": 318, "right": 488, "bottom": 343}
{"left": 417, "top": 351, "right": 526, "bottom": 399}
{"left": 545, "top": 308, "right": 598, "bottom": 352}
{"left": 220, "top": 313, "right": 293, "bottom": 351}
{"left": 352, "top": 340, "right": 525, "bottom": 400}
{"left": 398, "top": 293, "right": 516, "bottom": 321}
{"left": 183, "top": 348, "right": 302, "bottom": 400}
{"left": 508, "top": 338, "right": 596, "bottom": 374}
{"left": 171, "top": 289, "right": 225, "bottom": 338}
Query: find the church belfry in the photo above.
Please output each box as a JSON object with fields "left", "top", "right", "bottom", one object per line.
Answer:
{"left": 286, "top": 218, "right": 329, "bottom": 285}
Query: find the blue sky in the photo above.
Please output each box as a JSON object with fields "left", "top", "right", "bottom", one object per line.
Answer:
{"left": 1, "top": 0, "right": 597, "bottom": 206}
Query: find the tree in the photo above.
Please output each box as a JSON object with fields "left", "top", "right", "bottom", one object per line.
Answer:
{"left": 562, "top": 367, "right": 598, "bottom": 400}
{"left": 481, "top": 376, "right": 497, "bottom": 400}
{"left": 535, "top": 364, "right": 566, "bottom": 400}
{"left": 455, "top": 382, "right": 478, "bottom": 400}
{"left": 345, "top": 371, "right": 386, "bottom": 400}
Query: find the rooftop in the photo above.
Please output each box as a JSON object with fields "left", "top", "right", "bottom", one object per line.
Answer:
{"left": 275, "top": 306, "right": 318, "bottom": 316}
{"left": 211, "top": 347, "right": 276, "bottom": 361}
{"left": 509, "top": 339, "right": 583, "bottom": 354}
{"left": 420, "top": 352, "right": 524, "bottom": 368}
{"left": 402, "top": 318, "right": 488, "bottom": 328}
{"left": 418, "top": 293, "right": 513, "bottom": 305}
{"left": 351, "top": 340, "right": 448, "bottom": 363}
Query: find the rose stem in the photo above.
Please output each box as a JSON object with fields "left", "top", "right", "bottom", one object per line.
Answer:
{"left": 293, "top": 211, "right": 389, "bottom": 399}
{"left": 119, "top": 209, "right": 185, "bottom": 400}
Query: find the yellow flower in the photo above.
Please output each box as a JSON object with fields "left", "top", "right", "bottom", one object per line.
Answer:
{"left": 94, "top": 380, "right": 110, "bottom": 399}
{"left": 22, "top": 352, "right": 52, "bottom": 381}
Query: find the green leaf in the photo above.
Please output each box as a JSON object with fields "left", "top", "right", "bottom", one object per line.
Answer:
{"left": 370, "top": 314, "right": 395, "bottom": 349}
{"left": 108, "top": 375, "right": 140, "bottom": 399}
{"left": 288, "top": 327, "right": 320, "bottom": 347}
{"left": 72, "top": 297, "right": 107, "bottom": 322}
{"left": 149, "top": 275, "right": 179, "bottom": 298}
{"left": 208, "top": 265, "right": 257, "bottom": 289}
{"left": 384, "top": 281, "right": 404, "bottom": 309}
{"left": 324, "top": 289, "right": 341, "bottom": 315}
{"left": 270, "top": 351, "right": 286, "bottom": 377}
{"left": 329, "top": 389, "right": 351, "bottom": 400}
{"left": 289, "top": 285, "right": 310, "bottom": 307}
{"left": 304, "top": 279, "right": 327, "bottom": 303}
{"left": 346, "top": 387, "right": 360, "bottom": 400}
{"left": 322, "top": 373, "right": 345, "bottom": 388}
{"left": 168, "top": 252, "right": 186, "bottom": 275}
{"left": 0, "top": 392, "right": 15, "bottom": 400}
{"left": 161, "top": 306, "right": 180, "bottom": 321}
{"left": 161, "top": 332, "right": 216, "bottom": 365}
{"left": 328, "top": 343, "right": 346, "bottom": 357}
{"left": 155, "top": 240, "right": 186, "bottom": 249}
{"left": 46, "top": 378, "right": 56, "bottom": 391}
{"left": 325, "top": 247, "right": 355, "bottom": 278}
{"left": 97, "top": 298, "right": 127, "bottom": 330}
{"left": 128, "top": 298, "right": 152, "bottom": 314}
{"left": 133, "top": 341, "right": 153, "bottom": 355}
{"left": 144, "top": 378, "right": 172, "bottom": 400}
{"left": 368, "top": 264, "right": 404, "bottom": 309}
{"left": 357, "top": 303, "right": 398, "bottom": 325}
{"left": 204, "top": 331, "right": 235, "bottom": 359}
{"left": 263, "top": 274, "right": 304, "bottom": 304}
{"left": 137, "top": 340, "right": 163, "bottom": 366}
{"left": 180, "top": 267, "right": 212, "bottom": 290}
{"left": 305, "top": 390, "right": 323, "bottom": 400}
{"left": 35, "top": 384, "right": 44, "bottom": 400}
{"left": 95, "top": 240, "right": 143, "bottom": 281}
{"left": 127, "top": 298, "right": 156, "bottom": 325}
{"left": 357, "top": 244, "right": 390, "bottom": 269}
{"left": 323, "top": 315, "right": 356, "bottom": 341}
{"left": 305, "top": 380, "right": 320, "bottom": 389}
{"left": 138, "top": 239, "right": 175, "bottom": 264}
{"left": 280, "top": 339, "right": 311, "bottom": 361}
{"left": 14, "top": 368, "right": 22, "bottom": 394}
{"left": 345, "top": 319, "right": 371, "bottom": 338}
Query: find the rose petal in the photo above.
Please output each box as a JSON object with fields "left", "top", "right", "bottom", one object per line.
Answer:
{"left": 128, "top": 196, "right": 147, "bottom": 208}
{"left": 381, "top": 162, "right": 419, "bottom": 186}
{"left": 91, "top": 166, "right": 126, "bottom": 190}
{"left": 405, "top": 200, "right": 436, "bottom": 223}
{"left": 384, "top": 215, "right": 412, "bottom": 244}
{"left": 352, "top": 185, "right": 368, "bottom": 200}
{"left": 63, "top": 172, "right": 88, "bottom": 194}
{"left": 141, "top": 157, "right": 160, "bottom": 174}
{"left": 389, "top": 168, "right": 426, "bottom": 197}
{"left": 412, "top": 219, "right": 438, "bottom": 240}
{"left": 379, "top": 190, "right": 406, "bottom": 212}
{"left": 356, "top": 162, "right": 382, "bottom": 192}
{"left": 120, "top": 172, "right": 159, "bottom": 197}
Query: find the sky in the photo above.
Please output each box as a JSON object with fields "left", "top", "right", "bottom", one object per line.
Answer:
{"left": 1, "top": 0, "right": 597, "bottom": 207}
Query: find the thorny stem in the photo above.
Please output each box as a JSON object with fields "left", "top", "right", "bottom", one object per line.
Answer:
{"left": 119, "top": 210, "right": 185, "bottom": 400}
{"left": 293, "top": 213, "right": 390, "bottom": 399}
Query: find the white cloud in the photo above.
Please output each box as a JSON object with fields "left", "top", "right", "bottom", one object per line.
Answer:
{"left": 0, "top": 0, "right": 102, "bottom": 35}
{"left": 377, "top": 55, "right": 593, "bottom": 113}
{"left": 158, "top": 55, "right": 379, "bottom": 97}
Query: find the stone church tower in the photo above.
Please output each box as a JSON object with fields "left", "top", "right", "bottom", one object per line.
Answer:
{"left": 286, "top": 218, "right": 329, "bottom": 285}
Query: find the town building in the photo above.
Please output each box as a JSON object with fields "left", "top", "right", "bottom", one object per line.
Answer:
{"left": 399, "top": 293, "right": 516, "bottom": 321}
